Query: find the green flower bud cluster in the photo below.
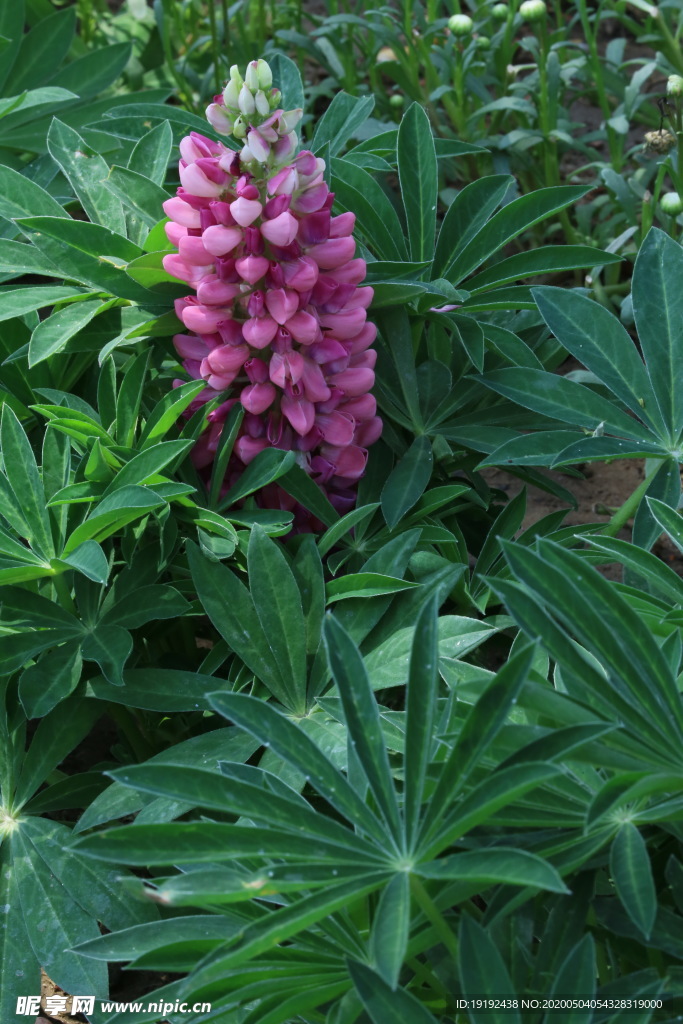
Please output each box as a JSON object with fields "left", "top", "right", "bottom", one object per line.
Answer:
{"left": 222, "top": 60, "right": 282, "bottom": 135}
{"left": 448, "top": 12, "right": 474, "bottom": 35}
{"left": 660, "top": 191, "right": 683, "bottom": 216}
{"left": 519, "top": 0, "right": 547, "bottom": 21}
{"left": 667, "top": 75, "right": 683, "bottom": 98}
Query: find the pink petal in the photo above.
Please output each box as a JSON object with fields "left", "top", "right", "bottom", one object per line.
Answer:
{"left": 307, "top": 237, "right": 356, "bottom": 269}
{"left": 281, "top": 393, "right": 315, "bottom": 436}
{"left": 265, "top": 288, "right": 300, "bottom": 325}
{"left": 260, "top": 211, "right": 298, "bottom": 246}
{"left": 235, "top": 255, "right": 270, "bottom": 284}
{"left": 163, "top": 197, "right": 201, "bottom": 228}
{"left": 230, "top": 196, "right": 263, "bottom": 227}
{"left": 201, "top": 224, "right": 244, "bottom": 257}
{"left": 240, "top": 382, "right": 277, "bottom": 414}
{"left": 242, "top": 316, "right": 279, "bottom": 348}
{"left": 284, "top": 310, "right": 320, "bottom": 345}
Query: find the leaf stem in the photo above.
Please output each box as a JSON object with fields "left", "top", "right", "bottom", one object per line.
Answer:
{"left": 601, "top": 461, "right": 663, "bottom": 538}
{"left": 410, "top": 875, "right": 459, "bottom": 962}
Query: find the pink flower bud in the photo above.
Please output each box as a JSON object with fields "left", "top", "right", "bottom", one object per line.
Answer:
{"left": 285, "top": 310, "right": 320, "bottom": 345}
{"left": 298, "top": 211, "right": 331, "bottom": 246}
{"left": 241, "top": 382, "right": 277, "bottom": 413}
{"left": 244, "top": 357, "right": 269, "bottom": 383}
{"left": 307, "top": 237, "right": 356, "bottom": 269}
{"left": 217, "top": 320, "right": 245, "bottom": 346}
{"left": 163, "top": 254, "right": 212, "bottom": 285}
{"left": 201, "top": 224, "right": 244, "bottom": 257}
{"left": 339, "top": 393, "right": 377, "bottom": 420}
{"left": 163, "top": 196, "right": 202, "bottom": 228}
{"left": 196, "top": 277, "right": 243, "bottom": 305}
{"left": 235, "top": 254, "right": 270, "bottom": 284}
{"left": 291, "top": 184, "right": 330, "bottom": 215}
{"left": 230, "top": 196, "right": 263, "bottom": 226}
{"left": 281, "top": 256, "right": 319, "bottom": 292}
{"left": 265, "top": 288, "right": 300, "bottom": 325}
{"left": 178, "top": 235, "right": 216, "bottom": 266}
{"left": 206, "top": 102, "right": 234, "bottom": 135}
{"left": 300, "top": 359, "right": 332, "bottom": 402}
{"left": 173, "top": 333, "right": 212, "bottom": 360}
{"left": 204, "top": 342, "right": 249, "bottom": 376}
{"left": 268, "top": 165, "right": 298, "bottom": 196}
{"left": 319, "top": 308, "right": 367, "bottom": 339}
{"left": 209, "top": 200, "right": 236, "bottom": 226}
{"left": 348, "top": 321, "right": 378, "bottom": 353}
{"left": 260, "top": 210, "right": 298, "bottom": 245}
{"left": 179, "top": 161, "right": 227, "bottom": 198}
{"left": 321, "top": 443, "right": 367, "bottom": 480}
{"left": 307, "top": 337, "right": 348, "bottom": 363}
{"left": 242, "top": 315, "right": 279, "bottom": 348}
{"left": 325, "top": 258, "right": 368, "bottom": 286}
{"left": 178, "top": 299, "right": 233, "bottom": 335}
{"left": 245, "top": 127, "right": 271, "bottom": 163}
{"left": 330, "top": 212, "right": 356, "bottom": 237}
{"left": 315, "top": 410, "right": 356, "bottom": 447}
{"left": 281, "top": 393, "right": 315, "bottom": 436}
{"left": 269, "top": 350, "right": 304, "bottom": 387}
{"left": 263, "top": 194, "right": 291, "bottom": 219}
{"left": 354, "top": 416, "right": 383, "bottom": 446}
{"left": 327, "top": 367, "right": 375, "bottom": 397}
{"left": 235, "top": 435, "right": 269, "bottom": 463}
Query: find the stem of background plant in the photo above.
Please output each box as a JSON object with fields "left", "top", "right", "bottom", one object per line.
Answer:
{"left": 410, "top": 875, "right": 459, "bottom": 961}
{"left": 220, "top": 0, "right": 231, "bottom": 58}
{"left": 52, "top": 572, "right": 77, "bottom": 616}
{"left": 578, "top": 0, "right": 623, "bottom": 171}
{"left": 601, "top": 461, "right": 662, "bottom": 538}
{"left": 207, "top": 0, "right": 221, "bottom": 95}
{"left": 451, "top": 42, "right": 468, "bottom": 138}
{"left": 535, "top": 20, "right": 577, "bottom": 243}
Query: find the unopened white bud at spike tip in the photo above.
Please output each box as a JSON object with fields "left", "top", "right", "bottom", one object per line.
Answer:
{"left": 269, "top": 89, "right": 282, "bottom": 110}
{"left": 238, "top": 84, "right": 256, "bottom": 117}
{"left": 245, "top": 61, "right": 259, "bottom": 91}
{"left": 255, "top": 89, "right": 270, "bottom": 116}
{"left": 223, "top": 78, "right": 240, "bottom": 110}
{"left": 232, "top": 116, "right": 247, "bottom": 139}
{"left": 229, "top": 65, "right": 243, "bottom": 85}
{"left": 256, "top": 59, "right": 272, "bottom": 89}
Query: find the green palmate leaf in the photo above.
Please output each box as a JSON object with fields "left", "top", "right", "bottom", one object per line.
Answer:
{"left": 270, "top": 51, "right": 305, "bottom": 112}
{"left": 62, "top": 485, "right": 165, "bottom": 553}
{"left": 348, "top": 960, "right": 439, "bottom": 1024}
{"left": 105, "top": 165, "right": 171, "bottom": 227}
{"left": 279, "top": 463, "right": 339, "bottom": 526}
{"left": 0, "top": 163, "right": 68, "bottom": 221}
{"left": 220, "top": 448, "right": 296, "bottom": 508}
{"left": 0, "top": 285, "right": 84, "bottom": 322}
{"left": 81, "top": 623, "right": 132, "bottom": 687}
{"left": 647, "top": 497, "right": 683, "bottom": 554}
{"left": 326, "top": 573, "right": 419, "bottom": 602}
{"left": 369, "top": 873, "right": 410, "bottom": 989}
{"left": 532, "top": 285, "right": 664, "bottom": 437}
{"left": 458, "top": 916, "right": 520, "bottom": 1024}
{"left": 0, "top": 843, "right": 37, "bottom": 1024}
{"left": 209, "top": 693, "right": 386, "bottom": 845}
{"left": 476, "top": 368, "right": 653, "bottom": 441}
{"left": 404, "top": 598, "right": 438, "bottom": 848}
{"left": 19, "top": 641, "right": 83, "bottom": 718}
{"left": 128, "top": 120, "right": 173, "bottom": 185}
{"left": 632, "top": 228, "right": 683, "bottom": 441}
{"left": 28, "top": 297, "right": 107, "bottom": 366}
{"left": 187, "top": 542, "right": 293, "bottom": 706}
{"left": 374, "top": 308, "right": 422, "bottom": 430}
{"left": 47, "top": 118, "right": 126, "bottom": 234}
{"left": 581, "top": 535, "right": 683, "bottom": 604}
{"left": 73, "top": 916, "right": 236, "bottom": 962}
{"left": 610, "top": 824, "right": 657, "bottom": 939}
{"left": 631, "top": 457, "right": 680, "bottom": 552}
{"left": 1, "top": 404, "right": 54, "bottom": 559}
{"left": 502, "top": 540, "right": 683, "bottom": 749}
{"left": 447, "top": 185, "right": 591, "bottom": 284}
{"left": 10, "top": 828, "right": 107, "bottom": 997}
{"left": 331, "top": 158, "right": 407, "bottom": 261}
{"left": 418, "top": 643, "right": 537, "bottom": 848}
{"left": 18, "top": 214, "right": 141, "bottom": 262}
{"left": 48, "top": 40, "right": 131, "bottom": 98}
{"left": 311, "top": 92, "right": 375, "bottom": 156}
{"left": 247, "top": 525, "right": 307, "bottom": 714}
{"left": 549, "top": 935, "right": 596, "bottom": 1020}
{"left": 57, "top": 540, "right": 110, "bottom": 584}
{"left": 102, "top": 439, "right": 192, "bottom": 494}
{"left": 317, "top": 503, "right": 379, "bottom": 557}
{"left": 11, "top": 6, "right": 75, "bottom": 92}
{"left": 139, "top": 379, "right": 206, "bottom": 448}
{"left": 182, "top": 875, "right": 388, "bottom": 988}
{"left": 0, "top": 239, "right": 61, "bottom": 278}
{"left": 433, "top": 174, "right": 513, "bottom": 279}
{"left": 398, "top": 102, "right": 437, "bottom": 263}
{"left": 0, "top": 1, "right": 24, "bottom": 94}
{"left": 14, "top": 697, "right": 101, "bottom": 808}
{"left": 467, "top": 247, "right": 622, "bottom": 294}
{"left": 380, "top": 435, "right": 433, "bottom": 528}
{"left": 323, "top": 615, "right": 402, "bottom": 846}
{"left": 417, "top": 847, "right": 568, "bottom": 892}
